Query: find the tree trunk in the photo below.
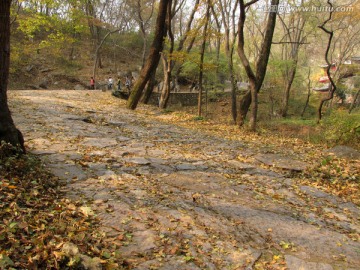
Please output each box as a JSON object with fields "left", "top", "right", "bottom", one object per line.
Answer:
{"left": 317, "top": 1, "right": 336, "bottom": 123}
{"left": 127, "top": 0, "right": 170, "bottom": 110}
{"left": 92, "top": 29, "right": 119, "bottom": 88}
{"left": 228, "top": 34, "right": 238, "bottom": 123}
{"left": 301, "top": 68, "right": 312, "bottom": 118}
{"left": 0, "top": 0, "right": 25, "bottom": 153}
{"left": 135, "top": 0, "right": 155, "bottom": 68}
{"left": 249, "top": 81, "right": 258, "bottom": 131}
{"left": 230, "top": 63, "right": 237, "bottom": 123}
{"left": 159, "top": 0, "right": 174, "bottom": 109}
{"left": 210, "top": 5, "right": 222, "bottom": 79}
{"left": 96, "top": 28, "right": 103, "bottom": 69}
{"left": 349, "top": 89, "right": 360, "bottom": 114}
{"left": 159, "top": 54, "right": 171, "bottom": 109}
{"left": 238, "top": 90, "right": 251, "bottom": 126}
{"left": 141, "top": 69, "right": 157, "bottom": 104}
{"left": 237, "top": 0, "right": 279, "bottom": 129}
{"left": 198, "top": 0, "right": 211, "bottom": 117}
{"left": 218, "top": 0, "right": 238, "bottom": 123}
{"left": 277, "top": 10, "right": 306, "bottom": 118}
{"left": 280, "top": 63, "right": 297, "bottom": 117}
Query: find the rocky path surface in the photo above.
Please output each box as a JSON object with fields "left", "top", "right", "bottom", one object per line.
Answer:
{"left": 9, "top": 90, "right": 360, "bottom": 270}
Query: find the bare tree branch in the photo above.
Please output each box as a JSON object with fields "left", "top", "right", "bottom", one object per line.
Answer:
{"left": 245, "top": 0, "right": 259, "bottom": 8}
{"left": 317, "top": 0, "right": 336, "bottom": 123}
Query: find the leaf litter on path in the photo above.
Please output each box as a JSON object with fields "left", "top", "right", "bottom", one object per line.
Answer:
{"left": 6, "top": 90, "right": 360, "bottom": 269}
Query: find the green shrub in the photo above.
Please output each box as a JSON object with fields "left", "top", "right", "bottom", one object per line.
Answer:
{"left": 320, "top": 109, "right": 360, "bottom": 148}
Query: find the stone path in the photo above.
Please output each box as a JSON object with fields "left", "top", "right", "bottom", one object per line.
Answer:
{"left": 9, "top": 90, "right": 360, "bottom": 270}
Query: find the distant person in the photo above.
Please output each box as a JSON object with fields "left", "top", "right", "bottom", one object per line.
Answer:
{"left": 125, "top": 75, "right": 132, "bottom": 94}
{"left": 108, "top": 76, "right": 113, "bottom": 90}
{"left": 189, "top": 81, "right": 198, "bottom": 92}
{"left": 116, "top": 77, "right": 122, "bottom": 91}
{"left": 90, "top": 77, "right": 95, "bottom": 90}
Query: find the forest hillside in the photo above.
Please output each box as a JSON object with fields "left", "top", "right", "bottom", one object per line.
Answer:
{"left": 8, "top": 0, "right": 360, "bottom": 148}
{"left": 7, "top": 0, "right": 360, "bottom": 148}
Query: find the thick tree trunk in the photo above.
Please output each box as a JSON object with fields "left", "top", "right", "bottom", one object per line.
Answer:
{"left": 159, "top": 54, "right": 171, "bottom": 109}
{"left": 141, "top": 69, "right": 157, "bottom": 104}
{"left": 237, "top": 0, "right": 279, "bottom": 129}
{"left": 249, "top": 82, "right": 258, "bottom": 131}
{"left": 0, "top": 0, "right": 25, "bottom": 153}
{"left": 141, "top": 31, "right": 148, "bottom": 68}
{"left": 238, "top": 90, "right": 251, "bottom": 126}
{"left": 127, "top": 0, "right": 170, "bottom": 110}
{"left": 159, "top": 1, "right": 174, "bottom": 109}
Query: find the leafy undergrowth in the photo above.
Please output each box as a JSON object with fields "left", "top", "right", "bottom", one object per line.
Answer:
{"left": 301, "top": 156, "right": 360, "bottom": 206}
{"left": 0, "top": 144, "right": 123, "bottom": 269}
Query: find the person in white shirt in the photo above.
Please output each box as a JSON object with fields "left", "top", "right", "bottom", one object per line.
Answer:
{"left": 108, "top": 76, "right": 114, "bottom": 90}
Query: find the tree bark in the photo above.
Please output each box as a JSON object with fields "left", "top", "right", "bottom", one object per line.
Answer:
{"left": 141, "top": 68, "right": 157, "bottom": 104}
{"left": 0, "top": 0, "right": 25, "bottom": 153}
{"left": 280, "top": 63, "right": 297, "bottom": 117}
{"left": 301, "top": 68, "right": 312, "bottom": 118}
{"left": 210, "top": 4, "right": 222, "bottom": 79}
{"left": 136, "top": 0, "right": 155, "bottom": 68}
{"left": 159, "top": 54, "right": 171, "bottom": 108}
{"left": 198, "top": 0, "right": 211, "bottom": 117}
{"left": 127, "top": 0, "right": 170, "bottom": 110}
{"left": 317, "top": 1, "right": 336, "bottom": 123}
{"left": 348, "top": 89, "right": 360, "bottom": 114}
{"left": 218, "top": 0, "right": 238, "bottom": 124}
{"left": 237, "top": 0, "right": 279, "bottom": 130}
{"left": 159, "top": 0, "right": 174, "bottom": 109}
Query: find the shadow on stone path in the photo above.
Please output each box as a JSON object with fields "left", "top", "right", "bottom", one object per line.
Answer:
{"left": 10, "top": 90, "right": 360, "bottom": 270}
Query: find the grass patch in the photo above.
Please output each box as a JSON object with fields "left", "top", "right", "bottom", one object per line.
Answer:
{"left": 193, "top": 116, "right": 205, "bottom": 121}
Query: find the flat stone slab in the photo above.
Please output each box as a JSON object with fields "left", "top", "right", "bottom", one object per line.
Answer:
{"left": 82, "top": 137, "right": 118, "bottom": 148}
{"left": 255, "top": 153, "right": 308, "bottom": 171}
{"left": 118, "top": 230, "right": 158, "bottom": 257}
{"left": 324, "top": 145, "right": 360, "bottom": 160}
{"left": 162, "top": 172, "right": 223, "bottom": 192}
{"left": 107, "top": 120, "right": 126, "bottom": 127}
{"left": 176, "top": 163, "right": 197, "bottom": 170}
{"left": 30, "top": 150, "right": 58, "bottom": 155}
{"left": 116, "top": 136, "right": 131, "bottom": 142}
{"left": 227, "top": 160, "right": 255, "bottom": 170}
{"left": 47, "top": 163, "right": 88, "bottom": 182}
{"left": 28, "top": 138, "right": 52, "bottom": 148}
{"left": 125, "top": 157, "right": 151, "bottom": 165}
{"left": 299, "top": 186, "right": 331, "bottom": 199}
{"left": 285, "top": 255, "right": 333, "bottom": 270}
